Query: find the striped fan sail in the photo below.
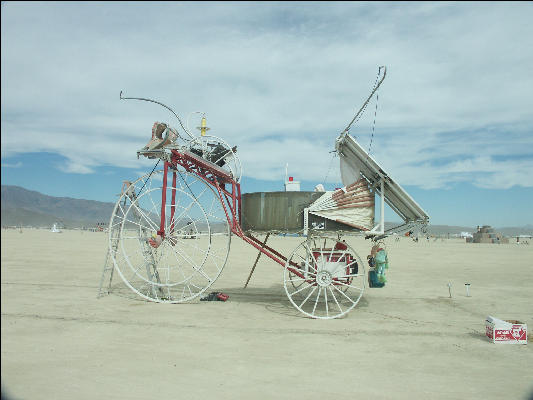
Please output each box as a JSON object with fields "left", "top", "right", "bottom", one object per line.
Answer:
{"left": 308, "top": 178, "right": 375, "bottom": 231}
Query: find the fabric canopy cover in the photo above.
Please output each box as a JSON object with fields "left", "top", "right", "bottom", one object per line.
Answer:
{"left": 308, "top": 178, "right": 375, "bottom": 231}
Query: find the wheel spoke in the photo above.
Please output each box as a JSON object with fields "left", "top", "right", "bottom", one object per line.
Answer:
{"left": 129, "top": 260, "right": 148, "bottom": 282}
{"left": 334, "top": 280, "right": 364, "bottom": 292}
{"left": 328, "top": 286, "right": 343, "bottom": 313}
{"left": 332, "top": 284, "right": 357, "bottom": 304}
{"left": 303, "top": 243, "right": 319, "bottom": 271}
{"left": 120, "top": 214, "right": 156, "bottom": 233}
{"left": 167, "top": 238, "right": 212, "bottom": 282}
{"left": 171, "top": 214, "right": 206, "bottom": 236}
{"left": 287, "top": 276, "right": 309, "bottom": 283}
{"left": 311, "top": 287, "right": 322, "bottom": 316}
{"left": 147, "top": 190, "right": 161, "bottom": 226}
{"left": 330, "top": 250, "right": 349, "bottom": 273}
{"left": 164, "top": 240, "right": 196, "bottom": 281}
{"left": 208, "top": 197, "right": 217, "bottom": 218}
{"left": 121, "top": 235, "right": 153, "bottom": 240}
{"left": 289, "top": 281, "right": 315, "bottom": 297}
{"left": 337, "top": 273, "right": 364, "bottom": 278}
{"left": 161, "top": 241, "right": 191, "bottom": 283}
{"left": 298, "top": 286, "right": 317, "bottom": 309}
{"left": 129, "top": 201, "right": 159, "bottom": 232}
{"left": 343, "top": 258, "right": 360, "bottom": 271}
{"left": 324, "top": 286, "right": 329, "bottom": 318}
{"left": 290, "top": 279, "right": 305, "bottom": 291}
{"left": 173, "top": 236, "right": 209, "bottom": 258}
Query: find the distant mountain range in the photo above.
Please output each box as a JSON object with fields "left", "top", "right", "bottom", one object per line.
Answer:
{"left": 1, "top": 185, "right": 532, "bottom": 236}
{"left": 1, "top": 185, "right": 114, "bottom": 228}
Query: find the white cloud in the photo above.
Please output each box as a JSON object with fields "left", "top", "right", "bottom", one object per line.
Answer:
{"left": 386, "top": 156, "right": 533, "bottom": 190}
{"left": 1, "top": 2, "right": 532, "bottom": 188}
{"left": 58, "top": 160, "right": 94, "bottom": 174}
{"left": 1, "top": 161, "right": 22, "bottom": 168}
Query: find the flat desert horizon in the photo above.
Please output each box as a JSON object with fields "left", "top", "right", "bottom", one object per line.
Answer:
{"left": 1, "top": 229, "right": 532, "bottom": 399}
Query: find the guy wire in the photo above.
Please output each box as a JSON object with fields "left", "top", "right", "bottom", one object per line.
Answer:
{"left": 137, "top": 159, "right": 160, "bottom": 197}
{"left": 367, "top": 89, "right": 380, "bottom": 157}
{"left": 323, "top": 151, "right": 337, "bottom": 187}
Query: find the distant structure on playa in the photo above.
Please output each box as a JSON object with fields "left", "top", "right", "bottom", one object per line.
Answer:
{"left": 468, "top": 225, "right": 508, "bottom": 244}
{"left": 284, "top": 164, "right": 300, "bottom": 192}
{"left": 514, "top": 235, "right": 531, "bottom": 245}
{"left": 94, "top": 222, "right": 107, "bottom": 232}
{"left": 51, "top": 223, "right": 62, "bottom": 233}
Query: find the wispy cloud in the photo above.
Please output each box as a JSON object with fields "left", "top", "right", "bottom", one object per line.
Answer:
{"left": 56, "top": 160, "right": 94, "bottom": 174}
{"left": 1, "top": 161, "right": 22, "bottom": 168}
{"left": 1, "top": 2, "right": 532, "bottom": 188}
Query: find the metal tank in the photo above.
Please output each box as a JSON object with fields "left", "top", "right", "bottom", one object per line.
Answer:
{"left": 241, "top": 192, "right": 321, "bottom": 232}
{"left": 240, "top": 191, "right": 367, "bottom": 233}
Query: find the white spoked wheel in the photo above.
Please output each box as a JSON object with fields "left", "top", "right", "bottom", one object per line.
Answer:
{"left": 284, "top": 236, "right": 365, "bottom": 319}
{"left": 187, "top": 135, "right": 242, "bottom": 183}
{"left": 108, "top": 169, "right": 231, "bottom": 303}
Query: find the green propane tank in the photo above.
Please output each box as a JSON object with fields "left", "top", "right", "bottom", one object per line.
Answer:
{"left": 368, "top": 247, "right": 389, "bottom": 288}
{"left": 374, "top": 249, "right": 389, "bottom": 283}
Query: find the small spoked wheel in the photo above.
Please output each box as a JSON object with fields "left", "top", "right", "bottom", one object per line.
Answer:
{"left": 187, "top": 135, "right": 242, "bottom": 183}
{"left": 284, "top": 236, "right": 365, "bottom": 319}
{"left": 109, "top": 169, "right": 231, "bottom": 303}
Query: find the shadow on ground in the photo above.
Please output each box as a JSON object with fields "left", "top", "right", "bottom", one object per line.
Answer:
{"left": 223, "top": 284, "right": 370, "bottom": 318}
{"left": 103, "top": 282, "right": 370, "bottom": 319}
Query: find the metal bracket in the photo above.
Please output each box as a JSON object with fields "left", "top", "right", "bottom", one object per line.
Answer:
{"left": 303, "top": 207, "right": 309, "bottom": 236}
{"left": 368, "top": 177, "right": 385, "bottom": 235}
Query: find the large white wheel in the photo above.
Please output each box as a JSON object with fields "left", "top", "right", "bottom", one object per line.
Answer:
{"left": 284, "top": 236, "right": 365, "bottom": 319}
{"left": 108, "top": 169, "right": 231, "bottom": 303}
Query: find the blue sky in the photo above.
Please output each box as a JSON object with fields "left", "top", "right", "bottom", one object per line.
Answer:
{"left": 2, "top": 2, "right": 533, "bottom": 227}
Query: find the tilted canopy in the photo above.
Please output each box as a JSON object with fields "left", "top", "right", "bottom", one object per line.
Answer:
{"left": 335, "top": 133, "right": 429, "bottom": 224}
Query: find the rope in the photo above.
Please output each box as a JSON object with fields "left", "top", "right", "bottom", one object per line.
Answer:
{"left": 341, "top": 66, "right": 386, "bottom": 135}
{"left": 366, "top": 87, "right": 380, "bottom": 158}
{"left": 322, "top": 151, "right": 337, "bottom": 187}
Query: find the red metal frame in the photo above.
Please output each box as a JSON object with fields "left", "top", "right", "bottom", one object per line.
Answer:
{"left": 153, "top": 148, "right": 343, "bottom": 280}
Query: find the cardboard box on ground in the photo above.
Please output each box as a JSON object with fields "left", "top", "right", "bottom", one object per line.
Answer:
{"left": 485, "top": 316, "right": 527, "bottom": 344}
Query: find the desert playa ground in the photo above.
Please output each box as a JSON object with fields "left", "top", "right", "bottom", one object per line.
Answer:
{"left": 1, "top": 229, "right": 532, "bottom": 399}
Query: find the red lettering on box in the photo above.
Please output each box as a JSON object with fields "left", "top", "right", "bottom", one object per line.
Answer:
{"left": 494, "top": 326, "right": 526, "bottom": 341}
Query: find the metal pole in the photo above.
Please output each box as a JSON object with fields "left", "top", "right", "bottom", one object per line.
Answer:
{"left": 244, "top": 232, "right": 270, "bottom": 288}
{"left": 159, "top": 162, "right": 168, "bottom": 237}
{"left": 380, "top": 178, "right": 385, "bottom": 233}
{"left": 169, "top": 171, "right": 177, "bottom": 236}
